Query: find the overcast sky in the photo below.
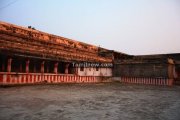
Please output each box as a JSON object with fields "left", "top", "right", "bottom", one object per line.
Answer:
{"left": 0, "top": 0, "right": 180, "bottom": 55}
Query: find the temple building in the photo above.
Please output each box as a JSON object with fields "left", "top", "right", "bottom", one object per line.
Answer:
{"left": 0, "top": 21, "right": 180, "bottom": 86}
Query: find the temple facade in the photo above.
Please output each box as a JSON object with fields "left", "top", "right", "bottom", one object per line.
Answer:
{"left": 0, "top": 21, "right": 114, "bottom": 85}
{"left": 0, "top": 21, "right": 180, "bottom": 86}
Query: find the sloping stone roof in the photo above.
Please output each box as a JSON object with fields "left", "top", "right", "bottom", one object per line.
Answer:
{"left": 0, "top": 21, "right": 112, "bottom": 63}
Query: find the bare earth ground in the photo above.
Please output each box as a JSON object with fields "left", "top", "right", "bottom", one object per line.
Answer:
{"left": 0, "top": 83, "right": 180, "bottom": 120}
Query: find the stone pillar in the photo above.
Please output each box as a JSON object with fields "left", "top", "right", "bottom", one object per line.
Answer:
{"left": 7, "top": 58, "right": 12, "bottom": 73}
{"left": 75, "top": 68, "right": 78, "bottom": 75}
{"left": 168, "top": 58, "right": 175, "bottom": 79}
{"left": 54, "top": 62, "right": 58, "bottom": 74}
{"left": 65, "top": 63, "right": 69, "bottom": 74}
{"left": 41, "top": 61, "right": 45, "bottom": 73}
{"left": 26, "top": 60, "right": 30, "bottom": 73}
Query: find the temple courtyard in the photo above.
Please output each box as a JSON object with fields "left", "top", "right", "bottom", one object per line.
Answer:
{"left": 0, "top": 83, "right": 180, "bottom": 120}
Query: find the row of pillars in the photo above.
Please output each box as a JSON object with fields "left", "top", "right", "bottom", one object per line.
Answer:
{"left": 6, "top": 58, "right": 70, "bottom": 74}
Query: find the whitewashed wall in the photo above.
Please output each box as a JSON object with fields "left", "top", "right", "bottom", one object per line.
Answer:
{"left": 77, "top": 68, "right": 112, "bottom": 76}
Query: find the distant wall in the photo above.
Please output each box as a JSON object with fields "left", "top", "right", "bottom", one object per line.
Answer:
{"left": 113, "top": 63, "right": 168, "bottom": 78}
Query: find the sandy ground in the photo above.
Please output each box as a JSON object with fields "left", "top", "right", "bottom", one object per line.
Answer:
{"left": 0, "top": 83, "right": 180, "bottom": 120}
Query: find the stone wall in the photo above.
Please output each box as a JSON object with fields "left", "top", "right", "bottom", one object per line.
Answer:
{"left": 113, "top": 63, "right": 168, "bottom": 78}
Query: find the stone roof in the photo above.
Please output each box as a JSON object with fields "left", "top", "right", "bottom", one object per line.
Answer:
{"left": 0, "top": 21, "right": 112, "bottom": 63}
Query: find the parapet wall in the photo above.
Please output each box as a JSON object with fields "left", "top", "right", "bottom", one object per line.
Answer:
{"left": 113, "top": 63, "right": 168, "bottom": 78}
{"left": 0, "top": 73, "right": 112, "bottom": 86}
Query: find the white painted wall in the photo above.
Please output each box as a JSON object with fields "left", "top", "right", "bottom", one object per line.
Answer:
{"left": 77, "top": 67, "right": 112, "bottom": 76}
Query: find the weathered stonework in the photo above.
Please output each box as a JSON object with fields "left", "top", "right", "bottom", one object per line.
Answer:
{"left": 0, "top": 21, "right": 180, "bottom": 86}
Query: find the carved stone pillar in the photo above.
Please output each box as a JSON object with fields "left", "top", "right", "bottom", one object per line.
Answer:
{"left": 41, "top": 61, "right": 45, "bottom": 73}
{"left": 26, "top": 60, "right": 30, "bottom": 73}
{"left": 75, "top": 68, "right": 78, "bottom": 75}
{"left": 7, "top": 58, "right": 12, "bottom": 73}
{"left": 65, "top": 63, "right": 69, "bottom": 74}
{"left": 54, "top": 62, "right": 58, "bottom": 74}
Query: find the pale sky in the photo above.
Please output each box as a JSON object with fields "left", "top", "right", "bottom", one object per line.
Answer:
{"left": 0, "top": 0, "right": 180, "bottom": 55}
